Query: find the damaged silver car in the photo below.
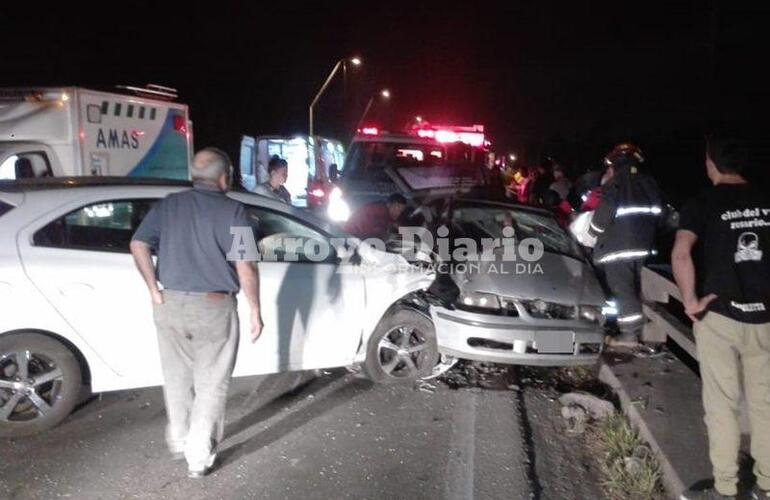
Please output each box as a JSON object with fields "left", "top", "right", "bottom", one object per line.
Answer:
{"left": 428, "top": 200, "right": 606, "bottom": 366}
{"left": 385, "top": 166, "right": 608, "bottom": 367}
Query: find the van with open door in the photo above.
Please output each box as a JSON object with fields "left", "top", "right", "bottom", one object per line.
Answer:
{"left": 239, "top": 134, "right": 345, "bottom": 208}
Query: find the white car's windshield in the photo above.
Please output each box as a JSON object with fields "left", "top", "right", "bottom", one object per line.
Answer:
{"left": 451, "top": 205, "right": 584, "bottom": 260}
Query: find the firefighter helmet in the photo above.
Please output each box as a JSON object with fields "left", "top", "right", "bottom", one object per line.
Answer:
{"left": 604, "top": 143, "right": 645, "bottom": 168}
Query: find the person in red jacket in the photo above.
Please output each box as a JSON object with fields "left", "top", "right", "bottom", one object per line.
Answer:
{"left": 344, "top": 193, "right": 408, "bottom": 240}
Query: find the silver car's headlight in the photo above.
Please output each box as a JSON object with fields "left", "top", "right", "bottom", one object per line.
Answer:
{"left": 579, "top": 305, "right": 605, "bottom": 324}
{"left": 327, "top": 187, "right": 350, "bottom": 222}
{"left": 457, "top": 291, "right": 501, "bottom": 310}
{"left": 520, "top": 299, "right": 577, "bottom": 320}
{"left": 601, "top": 300, "right": 618, "bottom": 317}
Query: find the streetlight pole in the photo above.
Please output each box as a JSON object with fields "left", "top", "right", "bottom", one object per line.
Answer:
{"left": 309, "top": 57, "right": 361, "bottom": 138}
{"left": 355, "top": 96, "right": 375, "bottom": 132}
{"left": 354, "top": 89, "right": 391, "bottom": 133}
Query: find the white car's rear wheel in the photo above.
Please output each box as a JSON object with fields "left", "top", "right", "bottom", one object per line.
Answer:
{"left": 364, "top": 308, "right": 439, "bottom": 383}
{"left": 0, "top": 333, "right": 82, "bottom": 437}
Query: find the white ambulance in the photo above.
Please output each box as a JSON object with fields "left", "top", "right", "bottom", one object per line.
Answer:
{"left": 0, "top": 84, "right": 192, "bottom": 181}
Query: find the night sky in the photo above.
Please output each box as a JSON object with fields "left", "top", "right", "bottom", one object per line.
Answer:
{"left": 3, "top": 1, "right": 769, "bottom": 201}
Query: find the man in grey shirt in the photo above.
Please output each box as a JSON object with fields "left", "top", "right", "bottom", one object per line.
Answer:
{"left": 130, "top": 147, "right": 262, "bottom": 478}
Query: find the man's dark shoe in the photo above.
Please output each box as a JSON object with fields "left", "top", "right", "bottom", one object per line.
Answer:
{"left": 679, "top": 487, "right": 735, "bottom": 500}
{"left": 752, "top": 486, "right": 770, "bottom": 499}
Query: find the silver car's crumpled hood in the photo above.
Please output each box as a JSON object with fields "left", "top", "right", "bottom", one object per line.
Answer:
{"left": 454, "top": 251, "right": 605, "bottom": 306}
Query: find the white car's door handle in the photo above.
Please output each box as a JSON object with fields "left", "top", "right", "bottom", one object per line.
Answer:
{"left": 59, "top": 283, "right": 95, "bottom": 297}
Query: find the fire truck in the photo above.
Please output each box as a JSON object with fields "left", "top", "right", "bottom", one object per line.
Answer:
{"left": 321, "top": 122, "right": 491, "bottom": 222}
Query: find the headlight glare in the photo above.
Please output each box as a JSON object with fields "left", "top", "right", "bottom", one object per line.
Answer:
{"left": 457, "top": 291, "right": 501, "bottom": 310}
{"left": 327, "top": 187, "right": 350, "bottom": 222}
{"left": 580, "top": 305, "right": 604, "bottom": 324}
{"left": 601, "top": 300, "right": 618, "bottom": 317}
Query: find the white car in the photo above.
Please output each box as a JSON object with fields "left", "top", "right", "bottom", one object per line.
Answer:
{"left": 0, "top": 178, "right": 439, "bottom": 436}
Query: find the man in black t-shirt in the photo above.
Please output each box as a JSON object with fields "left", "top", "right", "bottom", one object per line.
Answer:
{"left": 673, "top": 134, "right": 770, "bottom": 500}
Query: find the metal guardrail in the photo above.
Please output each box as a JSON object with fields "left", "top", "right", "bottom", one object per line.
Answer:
{"left": 640, "top": 265, "right": 697, "bottom": 359}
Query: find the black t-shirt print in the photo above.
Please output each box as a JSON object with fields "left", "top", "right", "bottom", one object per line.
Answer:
{"left": 679, "top": 184, "right": 770, "bottom": 324}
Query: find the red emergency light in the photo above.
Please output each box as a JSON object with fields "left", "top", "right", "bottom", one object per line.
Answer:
{"left": 359, "top": 127, "right": 380, "bottom": 136}
{"left": 410, "top": 123, "right": 485, "bottom": 148}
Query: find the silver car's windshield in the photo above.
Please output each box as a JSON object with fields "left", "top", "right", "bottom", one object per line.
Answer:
{"left": 451, "top": 205, "right": 584, "bottom": 260}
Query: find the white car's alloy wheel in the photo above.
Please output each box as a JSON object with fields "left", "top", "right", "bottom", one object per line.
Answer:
{"left": 0, "top": 334, "right": 81, "bottom": 437}
{"left": 377, "top": 325, "right": 432, "bottom": 379}
{"left": 364, "top": 307, "right": 439, "bottom": 383}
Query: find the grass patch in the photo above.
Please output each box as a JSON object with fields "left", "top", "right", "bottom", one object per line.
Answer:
{"left": 593, "top": 412, "right": 665, "bottom": 500}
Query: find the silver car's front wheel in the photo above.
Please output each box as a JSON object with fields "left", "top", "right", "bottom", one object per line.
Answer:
{"left": 0, "top": 334, "right": 82, "bottom": 437}
{"left": 364, "top": 308, "right": 438, "bottom": 383}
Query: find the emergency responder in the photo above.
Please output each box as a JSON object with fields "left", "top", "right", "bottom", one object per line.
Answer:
{"left": 344, "top": 193, "right": 408, "bottom": 240}
{"left": 588, "top": 144, "right": 663, "bottom": 345}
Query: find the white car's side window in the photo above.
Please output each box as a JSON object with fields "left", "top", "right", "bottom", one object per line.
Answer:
{"left": 33, "top": 199, "right": 158, "bottom": 253}
{"left": 246, "top": 206, "right": 336, "bottom": 264}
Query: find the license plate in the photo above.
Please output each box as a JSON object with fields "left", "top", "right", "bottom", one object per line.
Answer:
{"left": 536, "top": 330, "right": 574, "bottom": 354}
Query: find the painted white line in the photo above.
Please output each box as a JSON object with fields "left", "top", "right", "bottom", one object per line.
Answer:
{"left": 444, "top": 390, "right": 478, "bottom": 500}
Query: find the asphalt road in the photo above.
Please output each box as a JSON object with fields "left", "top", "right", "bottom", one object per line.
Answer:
{"left": 0, "top": 366, "right": 606, "bottom": 500}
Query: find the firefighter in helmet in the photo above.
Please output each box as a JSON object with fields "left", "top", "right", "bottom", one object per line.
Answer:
{"left": 588, "top": 144, "right": 663, "bottom": 345}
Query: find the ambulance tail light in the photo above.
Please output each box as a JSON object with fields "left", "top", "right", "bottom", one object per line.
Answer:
{"left": 307, "top": 181, "right": 329, "bottom": 208}
{"left": 173, "top": 116, "right": 188, "bottom": 135}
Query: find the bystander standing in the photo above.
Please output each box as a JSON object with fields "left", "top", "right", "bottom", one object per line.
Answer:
{"left": 673, "top": 133, "right": 770, "bottom": 500}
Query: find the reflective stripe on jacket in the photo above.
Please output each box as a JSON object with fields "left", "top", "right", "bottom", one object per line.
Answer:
{"left": 588, "top": 166, "right": 663, "bottom": 264}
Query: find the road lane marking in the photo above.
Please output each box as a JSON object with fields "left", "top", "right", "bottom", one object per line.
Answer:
{"left": 444, "top": 390, "right": 477, "bottom": 500}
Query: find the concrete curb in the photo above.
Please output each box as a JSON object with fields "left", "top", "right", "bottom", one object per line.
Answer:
{"left": 599, "top": 362, "right": 684, "bottom": 500}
